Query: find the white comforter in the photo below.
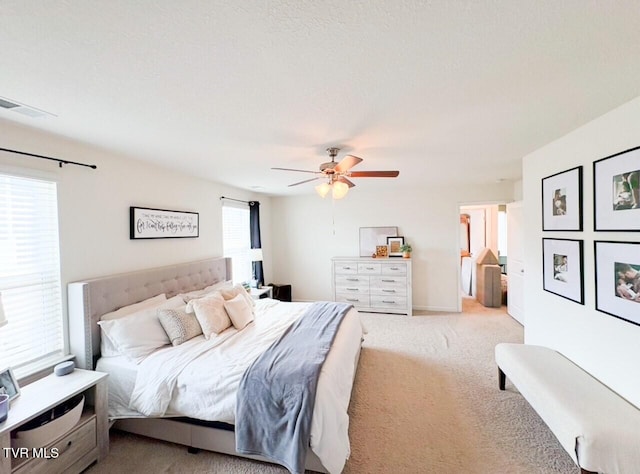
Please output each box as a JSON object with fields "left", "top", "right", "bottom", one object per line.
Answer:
{"left": 127, "top": 299, "right": 364, "bottom": 474}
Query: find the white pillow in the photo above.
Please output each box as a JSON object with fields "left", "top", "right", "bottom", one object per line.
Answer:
{"left": 98, "top": 295, "right": 185, "bottom": 363}
{"left": 179, "top": 281, "right": 233, "bottom": 303}
{"left": 100, "top": 293, "right": 167, "bottom": 321}
{"left": 187, "top": 292, "right": 232, "bottom": 338}
{"left": 224, "top": 293, "right": 254, "bottom": 330}
{"left": 99, "top": 294, "right": 168, "bottom": 356}
{"left": 219, "top": 284, "right": 255, "bottom": 311}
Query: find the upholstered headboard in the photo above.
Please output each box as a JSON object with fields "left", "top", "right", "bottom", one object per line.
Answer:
{"left": 68, "top": 257, "right": 232, "bottom": 370}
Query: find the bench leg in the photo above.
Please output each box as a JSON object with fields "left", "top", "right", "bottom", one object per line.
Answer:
{"left": 498, "top": 367, "right": 506, "bottom": 391}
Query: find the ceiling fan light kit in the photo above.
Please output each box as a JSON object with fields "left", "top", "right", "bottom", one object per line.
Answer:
{"left": 273, "top": 147, "right": 400, "bottom": 199}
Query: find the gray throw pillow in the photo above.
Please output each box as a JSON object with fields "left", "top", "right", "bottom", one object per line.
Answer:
{"left": 158, "top": 307, "right": 203, "bottom": 346}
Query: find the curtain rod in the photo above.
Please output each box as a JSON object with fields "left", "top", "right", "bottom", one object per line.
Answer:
{"left": 219, "top": 196, "right": 260, "bottom": 205}
{"left": 0, "top": 147, "right": 97, "bottom": 170}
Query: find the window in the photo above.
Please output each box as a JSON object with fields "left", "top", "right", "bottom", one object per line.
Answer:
{"left": 0, "top": 172, "right": 64, "bottom": 377}
{"left": 222, "top": 201, "right": 251, "bottom": 284}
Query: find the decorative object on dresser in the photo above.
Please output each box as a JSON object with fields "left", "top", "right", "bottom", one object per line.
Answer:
{"left": 359, "top": 226, "right": 398, "bottom": 257}
{"left": 375, "top": 245, "right": 388, "bottom": 258}
{"left": 400, "top": 243, "right": 412, "bottom": 258}
{"left": 386, "top": 236, "right": 404, "bottom": 257}
{"left": 593, "top": 146, "right": 640, "bottom": 231}
{"left": 130, "top": 206, "right": 199, "bottom": 239}
{"left": 332, "top": 257, "right": 412, "bottom": 316}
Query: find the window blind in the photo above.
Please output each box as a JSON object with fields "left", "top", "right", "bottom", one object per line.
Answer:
{"left": 222, "top": 201, "right": 252, "bottom": 284}
{"left": 0, "top": 173, "right": 64, "bottom": 376}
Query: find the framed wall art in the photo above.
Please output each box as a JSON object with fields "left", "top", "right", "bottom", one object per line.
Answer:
{"left": 594, "top": 241, "right": 640, "bottom": 326}
{"left": 0, "top": 367, "right": 20, "bottom": 401}
{"left": 375, "top": 245, "right": 389, "bottom": 258}
{"left": 387, "top": 236, "right": 405, "bottom": 257}
{"left": 541, "top": 166, "right": 583, "bottom": 231}
{"left": 130, "top": 207, "right": 199, "bottom": 239}
{"left": 542, "top": 238, "right": 584, "bottom": 304}
{"left": 359, "top": 226, "right": 397, "bottom": 257}
{"left": 593, "top": 146, "right": 640, "bottom": 231}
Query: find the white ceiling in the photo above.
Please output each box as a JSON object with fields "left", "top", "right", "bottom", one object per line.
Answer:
{"left": 1, "top": 1, "right": 639, "bottom": 196}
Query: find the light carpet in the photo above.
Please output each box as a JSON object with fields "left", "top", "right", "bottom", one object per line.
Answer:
{"left": 86, "top": 299, "right": 578, "bottom": 473}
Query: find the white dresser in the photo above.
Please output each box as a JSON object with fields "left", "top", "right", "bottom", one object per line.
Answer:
{"left": 332, "top": 257, "right": 412, "bottom": 316}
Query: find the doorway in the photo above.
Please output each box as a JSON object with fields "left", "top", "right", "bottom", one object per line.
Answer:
{"left": 457, "top": 203, "right": 508, "bottom": 314}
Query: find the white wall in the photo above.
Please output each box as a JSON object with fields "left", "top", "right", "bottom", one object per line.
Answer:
{"left": 270, "top": 182, "right": 514, "bottom": 311}
{"left": 0, "top": 118, "right": 272, "bottom": 298}
{"left": 523, "top": 95, "right": 640, "bottom": 409}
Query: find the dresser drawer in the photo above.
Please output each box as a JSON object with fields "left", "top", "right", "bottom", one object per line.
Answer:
{"left": 14, "top": 415, "right": 97, "bottom": 474}
{"left": 336, "top": 293, "right": 370, "bottom": 307}
{"left": 335, "top": 275, "right": 369, "bottom": 287}
{"left": 381, "top": 263, "right": 407, "bottom": 275}
{"left": 357, "top": 263, "right": 381, "bottom": 274}
{"left": 334, "top": 262, "right": 358, "bottom": 274}
{"left": 371, "top": 275, "right": 407, "bottom": 290}
{"left": 370, "top": 295, "right": 407, "bottom": 309}
{"left": 370, "top": 286, "right": 406, "bottom": 296}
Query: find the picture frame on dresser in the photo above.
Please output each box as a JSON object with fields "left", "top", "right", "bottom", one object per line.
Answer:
{"left": 541, "top": 166, "right": 583, "bottom": 231}
{"left": 359, "top": 226, "right": 398, "bottom": 257}
{"left": 387, "top": 236, "right": 405, "bottom": 257}
{"left": 593, "top": 146, "right": 640, "bottom": 231}
{"left": 542, "top": 238, "right": 584, "bottom": 305}
{"left": 594, "top": 241, "right": 640, "bottom": 326}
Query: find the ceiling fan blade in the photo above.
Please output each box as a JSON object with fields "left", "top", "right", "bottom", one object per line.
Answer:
{"left": 334, "top": 155, "right": 363, "bottom": 173}
{"left": 349, "top": 170, "right": 399, "bottom": 178}
{"left": 272, "top": 167, "right": 319, "bottom": 174}
{"left": 336, "top": 176, "right": 356, "bottom": 188}
{"left": 288, "top": 177, "right": 320, "bottom": 187}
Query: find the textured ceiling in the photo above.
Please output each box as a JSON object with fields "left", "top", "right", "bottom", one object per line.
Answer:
{"left": 1, "top": 1, "right": 639, "bottom": 195}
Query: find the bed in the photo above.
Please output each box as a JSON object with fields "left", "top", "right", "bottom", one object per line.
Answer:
{"left": 67, "top": 257, "right": 364, "bottom": 473}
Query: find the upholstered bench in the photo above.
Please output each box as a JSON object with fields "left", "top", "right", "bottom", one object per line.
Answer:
{"left": 495, "top": 343, "right": 640, "bottom": 474}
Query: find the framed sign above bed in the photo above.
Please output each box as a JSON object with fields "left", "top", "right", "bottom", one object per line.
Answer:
{"left": 130, "top": 207, "right": 199, "bottom": 239}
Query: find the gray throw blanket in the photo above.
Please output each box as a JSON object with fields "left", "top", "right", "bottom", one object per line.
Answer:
{"left": 235, "top": 301, "right": 352, "bottom": 474}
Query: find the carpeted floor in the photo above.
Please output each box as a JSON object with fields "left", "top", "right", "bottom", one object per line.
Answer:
{"left": 86, "top": 299, "right": 578, "bottom": 473}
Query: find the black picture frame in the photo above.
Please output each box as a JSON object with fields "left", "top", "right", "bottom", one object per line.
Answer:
{"left": 593, "top": 146, "right": 640, "bottom": 231}
{"left": 542, "top": 238, "right": 584, "bottom": 304}
{"left": 594, "top": 241, "right": 640, "bottom": 326}
{"left": 541, "top": 166, "right": 583, "bottom": 231}
{"left": 387, "top": 236, "right": 405, "bottom": 257}
{"left": 0, "top": 367, "right": 20, "bottom": 401}
{"left": 130, "top": 207, "right": 199, "bottom": 239}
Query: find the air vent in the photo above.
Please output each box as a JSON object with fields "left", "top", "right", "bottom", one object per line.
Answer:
{"left": 0, "top": 96, "right": 55, "bottom": 118}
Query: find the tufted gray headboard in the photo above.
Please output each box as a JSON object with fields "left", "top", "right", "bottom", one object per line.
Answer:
{"left": 68, "top": 257, "right": 232, "bottom": 370}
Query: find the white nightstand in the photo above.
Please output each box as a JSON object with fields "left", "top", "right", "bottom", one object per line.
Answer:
{"left": 0, "top": 369, "right": 108, "bottom": 474}
{"left": 250, "top": 287, "right": 273, "bottom": 300}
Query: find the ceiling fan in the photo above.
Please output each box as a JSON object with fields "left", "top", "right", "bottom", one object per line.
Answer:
{"left": 272, "top": 147, "right": 399, "bottom": 199}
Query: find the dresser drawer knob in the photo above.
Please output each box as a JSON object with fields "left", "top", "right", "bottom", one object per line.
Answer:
{"left": 389, "top": 267, "right": 399, "bottom": 270}
{"left": 382, "top": 279, "right": 395, "bottom": 282}
{"left": 346, "top": 288, "right": 359, "bottom": 291}
{"left": 382, "top": 289, "right": 396, "bottom": 293}
{"left": 346, "top": 298, "right": 359, "bottom": 302}
{"left": 342, "top": 266, "right": 351, "bottom": 270}
{"left": 382, "top": 300, "right": 396, "bottom": 304}
{"left": 365, "top": 267, "right": 374, "bottom": 270}
{"left": 346, "top": 278, "right": 359, "bottom": 281}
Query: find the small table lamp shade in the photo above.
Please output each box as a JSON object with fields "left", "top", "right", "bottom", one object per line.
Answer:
{"left": 249, "top": 248, "right": 263, "bottom": 262}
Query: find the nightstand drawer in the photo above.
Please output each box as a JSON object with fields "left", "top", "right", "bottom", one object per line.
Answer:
{"left": 14, "top": 414, "right": 96, "bottom": 474}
